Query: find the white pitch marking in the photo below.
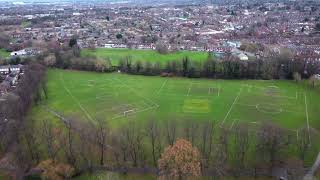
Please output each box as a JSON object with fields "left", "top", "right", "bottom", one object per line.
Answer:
{"left": 304, "top": 92, "right": 311, "bottom": 144}
{"left": 248, "top": 85, "right": 252, "bottom": 92}
{"left": 112, "top": 78, "right": 159, "bottom": 108}
{"left": 220, "top": 88, "right": 243, "bottom": 127}
{"left": 229, "top": 118, "right": 239, "bottom": 130}
{"left": 157, "top": 79, "right": 168, "bottom": 94}
{"left": 187, "top": 83, "right": 193, "bottom": 97}
{"left": 60, "top": 74, "right": 95, "bottom": 123}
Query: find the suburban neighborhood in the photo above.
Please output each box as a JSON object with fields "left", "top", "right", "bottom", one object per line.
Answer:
{"left": 1, "top": 0, "right": 320, "bottom": 180}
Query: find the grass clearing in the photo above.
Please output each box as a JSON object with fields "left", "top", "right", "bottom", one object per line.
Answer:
{"left": 0, "top": 49, "right": 9, "bottom": 58}
{"left": 81, "top": 48, "right": 209, "bottom": 66}
{"left": 30, "top": 69, "right": 320, "bottom": 166}
{"left": 32, "top": 69, "right": 320, "bottom": 131}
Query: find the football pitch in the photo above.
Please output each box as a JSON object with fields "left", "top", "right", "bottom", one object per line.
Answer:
{"left": 32, "top": 69, "right": 320, "bottom": 140}
{"left": 81, "top": 48, "right": 208, "bottom": 65}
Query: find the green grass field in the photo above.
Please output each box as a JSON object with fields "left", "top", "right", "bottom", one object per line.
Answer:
{"left": 0, "top": 49, "right": 9, "bottom": 58}
{"left": 33, "top": 69, "right": 320, "bottom": 130}
{"left": 30, "top": 69, "right": 320, "bottom": 169}
{"left": 81, "top": 48, "right": 209, "bottom": 66}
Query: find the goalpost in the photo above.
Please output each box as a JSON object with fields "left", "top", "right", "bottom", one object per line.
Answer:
{"left": 123, "top": 109, "right": 134, "bottom": 116}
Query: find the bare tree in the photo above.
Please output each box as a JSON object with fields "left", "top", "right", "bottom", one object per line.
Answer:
{"left": 155, "top": 42, "right": 169, "bottom": 54}
{"left": 256, "top": 122, "right": 288, "bottom": 170}
{"left": 200, "top": 120, "right": 215, "bottom": 168}
{"left": 63, "top": 118, "right": 77, "bottom": 166}
{"left": 212, "top": 142, "right": 228, "bottom": 178}
{"left": 183, "top": 119, "right": 199, "bottom": 145}
{"left": 120, "top": 123, "right": 145, "bottom": 167}
{"left": 232, "top": 123, "right": 250, "bottom": 175}
{"left": 219, "top": 127, "right": 230, "bottom": 161}
{"left": 76, "top": 121, "right": 97, "bottom": 171}
{"left": 165, "top": 120, "right": 177, "bottom": 146}
{"left": 20, "top": 121, "right": 40, "bottom": 164}
{"left": 309, "top": 75, "right": 318, "bottom": 88}
{"left": 293, "top": 72, "right": 302, "bottom": 83}
{"left": 41, "top": 119, "right": 60, "bottom": 161}
{"left": 297, "top": 127, "right": 311, "bottom": 161}
{"left": 95, "top": 118, "right": 108, "bottom": 166}
{"left": 146, "top": 118, "right": 162, "bottom": 167}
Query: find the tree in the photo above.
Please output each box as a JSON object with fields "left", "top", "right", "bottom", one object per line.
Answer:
{"left": 94, "top": 58, "right": 109, "bottom": 72}
{"left": 256, "top": 123, "right": 288, "bottom": 169}
{"left": 200, "top": 120, "right": 215, "bottom": 168}
{"left": 203, "top": 53, "right": 217, "bottom": 78}
{"left": 315, "top": 23, "right": 320, "bottom": 31}
{"left": 232, "top": 123, "right": 250, "bottom": 175}
{"left": 293, "top": 72, "right": 302, "bottom": 83}
{"left": 41, "top": 119, "right": 61, "bottom": 161}
{"left": 297, "top": 127, "right": 311, "bottom": 160}
{"left": 37, "top": 159, "right": 75, "bottom": 180}
{"left": 116, "top": 33, "right": 123, "bottom": 39}
{"left": 182, "top": 57, "right": 190, "bottom": 77}
{"left": 183, "top": 120, "right": 199, "bottom": 145}
{"left": 158, "top": 139, "right": 201, "bottom": 179}
{"left": 119, "top": 123, "right": 145, "bottom": 167}
{"left": 146, "top": 118, "right": 162, "bottom": 167}
{"left": 309, "top": 75, "right": 319, "bottom": 88}
{"left": 0, "top": 32, "right": 10, "bottom": 49}
{"left": 156, "top": 42, "right": 169, "bottom": 54}
{"left": 95, "top": 118, "right": 108, "bottom": 166}
{"left": 43, "top": 54, "right": 56, "bottom": 67}
{"left": 69, "top": 37, "right": 77, "bottom": 48}
{"left": 165, "top": 120, "right": 177, "bottom": 146}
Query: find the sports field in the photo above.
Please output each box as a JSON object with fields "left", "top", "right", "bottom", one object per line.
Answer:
{"left": 32, "top": 69, "right": 320, "bottom": 137}
{"left": 81, "top": 48, "right": 209, "bottom": 66}
{"left": 0, "top": 49, "right": 9, "bottom": 58}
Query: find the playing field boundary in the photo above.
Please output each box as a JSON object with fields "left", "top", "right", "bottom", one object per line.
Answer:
{"left": 220, "top": 88, "right": 242, "bottom": 127}
{"left": 187, "top": 83, "right": 193, "bottom": 96}
{"left": 304, "top": 92, "right": 311, "bottom": 144}
{"left": 157, "top": 79, "right": 168, "bottom": 94}
{"left": 112, "top": 78, "right": 159, "bottom": 108}
{"left": 59, "top": 73, "right": 95, "bottom": 124}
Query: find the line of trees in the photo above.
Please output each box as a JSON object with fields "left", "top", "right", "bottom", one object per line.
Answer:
{"left": 37, "top": 43, "right": 320, "bottom": 80}
{"left": 117, "top": 52, "right": 320, "bottom": 80}
{"left": 11, "top": 38, "right": 316, "bottom": 81}
{"left": 11, "top": 114, "right": 317, "bottom": 179}
{"left": 0, "top": 62, "right": 47, "bottom": 179}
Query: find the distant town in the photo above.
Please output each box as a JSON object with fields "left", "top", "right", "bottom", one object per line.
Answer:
{"left": 0, "top": 0, "right": 319, "bottom": 62}
{"left": 1, "top": 1, "right": 320, "bottom": 179}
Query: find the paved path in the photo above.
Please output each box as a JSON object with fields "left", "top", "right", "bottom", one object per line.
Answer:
{"left": 304, "top": 151, "right": 320, "bottom": 180}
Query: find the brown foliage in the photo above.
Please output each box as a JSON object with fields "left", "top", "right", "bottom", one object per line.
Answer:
{"left": 37, "top": 159, "right": 75, "bottom": 180}
{"left": 158, "top": 139, "right": 201, "bottom": 179}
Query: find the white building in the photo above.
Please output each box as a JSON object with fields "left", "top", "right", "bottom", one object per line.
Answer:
{"left": 0, "top": 66, "right": 10, "bottom": 74}
{"left": 10, "top": 49, "right": 27, "bottom": 57}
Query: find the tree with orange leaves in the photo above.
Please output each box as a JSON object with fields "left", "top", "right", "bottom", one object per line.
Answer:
{"left": 158, "top": 139, "right": 201, "bottom": 180}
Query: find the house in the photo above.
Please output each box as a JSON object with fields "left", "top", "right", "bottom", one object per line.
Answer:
{"left": 10, "top": 49, "right": 39, "bottom": 57}
{"left": 0, "top": 66, "right": 10, "bottom": 75}
{"left": 10, "top": 49, "right": 27, "bottom": 57}
{"left": 0, "top": 65, "right": 24, "bottom": 75}
{"left": 10, "top": 65, "right": 23, "bottom": 74}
